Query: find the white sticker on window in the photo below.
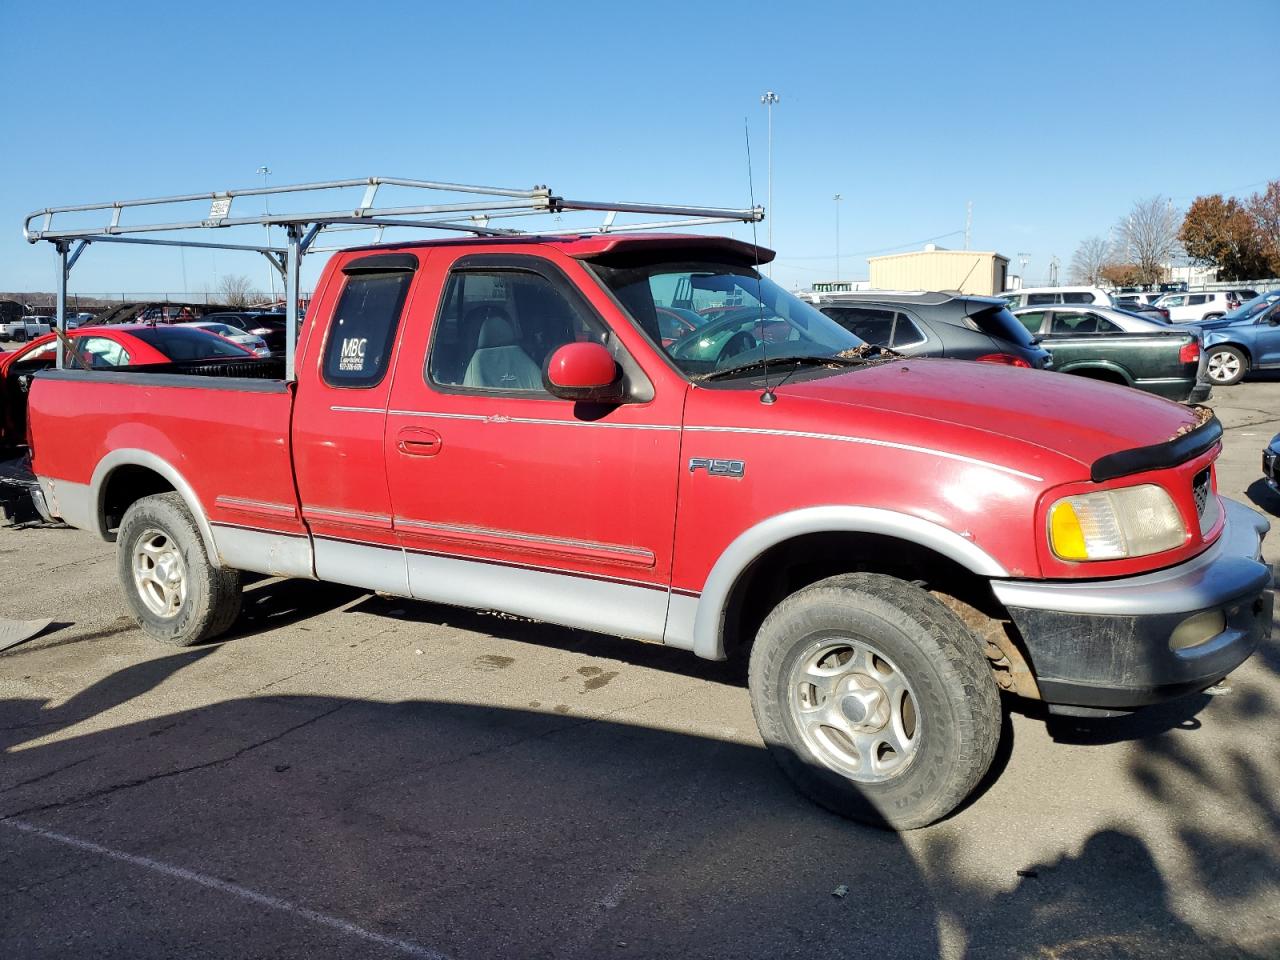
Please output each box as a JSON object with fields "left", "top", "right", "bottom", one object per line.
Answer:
{"left": 338, "top": 337, "right": 368, "bottom": 371}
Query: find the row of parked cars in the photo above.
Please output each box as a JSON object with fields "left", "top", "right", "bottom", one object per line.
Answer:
{"left": 799, "top": 284, "right": 1280, "bottom": 396}
{"left": 801, "top": 289, "right": 1210, "bottom": 403}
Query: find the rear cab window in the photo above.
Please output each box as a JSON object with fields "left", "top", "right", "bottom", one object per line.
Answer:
{"left": 322, "top": 263, "right": 414, "bottom": 388}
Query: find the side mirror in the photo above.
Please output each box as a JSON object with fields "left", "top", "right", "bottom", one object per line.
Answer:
{"left": 543, "top": 342, "right": 625, "bottom": 403}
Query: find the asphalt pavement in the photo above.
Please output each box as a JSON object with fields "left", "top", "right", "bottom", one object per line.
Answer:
{"left": 2, "top": 378, "right": 1279, "bottom": 959}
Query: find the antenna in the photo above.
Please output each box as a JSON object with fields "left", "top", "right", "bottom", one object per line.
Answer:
{"left": 744, "top": 117, "right": 774, "bottom": 405}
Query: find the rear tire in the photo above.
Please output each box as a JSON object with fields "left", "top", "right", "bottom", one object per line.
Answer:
{"left": 1206, "top": 345, "right": 1247, "bottom": 386}
{"left": 116, "top": 492, "right": 242, "bottom": 645}
{"left": 748, "top": 573, "right": 1001, "bottom": 830}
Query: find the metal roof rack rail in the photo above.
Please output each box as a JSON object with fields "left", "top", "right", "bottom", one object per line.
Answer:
{"left": 23, "top": 176, "right": 764, "bottom": 380}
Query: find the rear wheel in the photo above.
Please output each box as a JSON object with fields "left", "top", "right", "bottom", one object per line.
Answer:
{"left": 116, "top": 493, "right": 242, "bottom": 645}
{"left": 1206, "top": 345, "right": 1247, "bottom": 386}
{"left": 748, "top": 573, "right": 1001, "bottom": 829}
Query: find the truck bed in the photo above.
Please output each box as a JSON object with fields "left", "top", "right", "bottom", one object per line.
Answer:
{"left": 1040, "top": 330, "right": 1204, "bottom": 401}
{"left": 28, "top": 368, "right": 303, "bottom": 543}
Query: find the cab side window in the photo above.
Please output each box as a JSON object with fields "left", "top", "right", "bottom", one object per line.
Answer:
{"left": 321, "top": 271, "right": 413, "bottom": 389}
{"left": 427, "top": 268, "right": 607, "bottom": 395}
{"left": 1015, "top": 311, "right": 1047, "bottom": 334}
{"left": 76, "top": 336, "right": 130, "bottom": 368}
{"left": 821, "top": 307, "right": 894, "bottom": 347}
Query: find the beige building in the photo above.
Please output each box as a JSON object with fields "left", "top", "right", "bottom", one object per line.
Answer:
{"left": 867, "top": 245, "right": 1010, "bottom": 296}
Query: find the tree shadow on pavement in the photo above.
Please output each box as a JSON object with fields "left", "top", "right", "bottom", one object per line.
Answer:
{"left": 2, "top": 653, "right": 1277, "bottom": 959}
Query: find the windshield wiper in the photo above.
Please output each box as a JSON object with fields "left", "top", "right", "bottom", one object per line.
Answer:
{"left": 700, "top": 350, "right": 882, "bottom": 382}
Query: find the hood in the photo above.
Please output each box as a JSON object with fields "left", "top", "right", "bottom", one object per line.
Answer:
{"left": 1179, "top": 317, "right": 1236, "bottom": 332}
{"left": 777, "top": 359, "right": 1202, "bottom": 476}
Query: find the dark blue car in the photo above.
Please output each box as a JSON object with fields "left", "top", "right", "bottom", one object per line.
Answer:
{"left": 1179, "top": 290, "right": 1280, "bottom": 385}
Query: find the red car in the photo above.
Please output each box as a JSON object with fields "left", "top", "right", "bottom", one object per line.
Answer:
{"left": 1, "top": 325, "right": 255, "bottom": 446}
{"left": 26, "top": 234, "right": 1272, "bottom": 829}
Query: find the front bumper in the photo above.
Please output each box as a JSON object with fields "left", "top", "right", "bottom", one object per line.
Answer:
{"left": 991, "top": 498, "right": 1273, "bottom": 711}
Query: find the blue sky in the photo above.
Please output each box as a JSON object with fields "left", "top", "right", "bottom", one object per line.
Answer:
{"left": 2, "top": 0, "right": 1276, "bottom": 298}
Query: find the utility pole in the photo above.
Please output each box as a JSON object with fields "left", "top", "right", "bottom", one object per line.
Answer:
{"left": 964, "top": 200, "right": 973, "bottom": 250}
{"left": 833, "top": 193, "right": 842, "bottom": 283}
{"left": 1018, "top": 252, "right": 1031, "bottom": 287}
{"left": 760, "top": 91, "right": 779, "bottom": 275}
{"left": 1048, "top": 255, "right": 1060, "bottom": 286}
{"left": 257, "top": 165, "right": 276, "bottom": 303}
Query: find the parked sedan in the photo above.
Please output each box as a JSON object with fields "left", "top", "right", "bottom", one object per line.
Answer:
{"left": 0, "top": 325, "right": 257, "bottom": 447}
{"left": 200, "top": 311, "right": 288, "bottom": 353}
{"left": 1180, "top": 290, "right": 1280, "bottom": 385}
{"left": 183, "top": 320, "right": 271, "bottom": 356}
{"left": 812, "top": 291, "right": 1051, "bottom": 368}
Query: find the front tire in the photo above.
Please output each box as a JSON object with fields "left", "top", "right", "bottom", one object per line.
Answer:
{"left": 1206, "top": 345, "right": 1247, "bottom": 386}
{"left": 116, "top": 492, "right": 242, "bottom": 645}
{"left": 748, "top": 573, "right": 1001, "bottom": 829}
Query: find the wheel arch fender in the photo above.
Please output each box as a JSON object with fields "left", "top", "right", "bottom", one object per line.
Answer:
{"left": 686, "top": 506, "right": 1009, "bottom": 661}
{"left": 1204, "top": 337, "right": 1251, "bottom": 362}
{"left": 90, "top": 449, "right": 219, "bottom": 559}
{"left": 1056, "top": 360, "right": 1133, "bottom": 383}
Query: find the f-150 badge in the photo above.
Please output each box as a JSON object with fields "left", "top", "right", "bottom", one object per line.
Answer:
{"left": 689, "top": 457, "right": 745, "bottom": 478}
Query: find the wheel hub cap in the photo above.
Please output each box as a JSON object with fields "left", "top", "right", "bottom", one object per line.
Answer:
{"left": 789, "top": 637, "right": 920, "bottom": 783}
{"left": 839, "top": 677, "right": 889, "bottom": 730}
{"left": 132, "top": 529, "right": 188, "bottom": 620}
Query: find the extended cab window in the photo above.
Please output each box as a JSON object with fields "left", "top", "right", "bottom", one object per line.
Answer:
{"left": 322, "top": 271, "right": 412, "bottom": 388}
{"left": 1062, "top": 292, "right": 1095, "bottom": 304}
{"left": 427, "top": 268, "right": 606, "bottom": 394}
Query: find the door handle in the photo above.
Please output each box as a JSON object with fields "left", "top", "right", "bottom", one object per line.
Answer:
{"left": 396, "top": 427, "right": 443, "bottom": 457}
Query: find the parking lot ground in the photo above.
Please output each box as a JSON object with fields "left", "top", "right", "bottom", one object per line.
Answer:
{"left": 2, "top": 381, "right": 1279, "bottom": 960}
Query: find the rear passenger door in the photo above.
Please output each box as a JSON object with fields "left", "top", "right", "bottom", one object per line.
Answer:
{"left": 382, "top": 251, "right": 684, "bottom": 643}
{"left": 291, "top": 251, "right": 419, "bottom": 595}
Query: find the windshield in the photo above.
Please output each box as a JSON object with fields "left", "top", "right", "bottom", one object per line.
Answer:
{"left": 590, "top": 260, "right": 866, "bottom": 379}
{"left": 1221, "top": 290, "right": 1280, "bottom": 322}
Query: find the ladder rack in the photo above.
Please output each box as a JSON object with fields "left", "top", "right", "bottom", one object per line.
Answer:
{"left": 23, "top": 176, "right": 764, "bottom": 380}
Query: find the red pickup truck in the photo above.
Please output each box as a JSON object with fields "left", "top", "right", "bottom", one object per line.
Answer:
{"left": 27, "top": 233, "right": 1273, "bottom": 828}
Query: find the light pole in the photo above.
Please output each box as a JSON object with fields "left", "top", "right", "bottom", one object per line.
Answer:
{"left": 760, "top": 91, "right": 779, "bottom": 274}
{"left": 257, "top": 165, "right": 276, "bottom": 303}
{"left": 1018, "top": 253, "right": 1031, "bottom": 287}
{"left": 833, "top": 193, "right": 842, "bottom": 283}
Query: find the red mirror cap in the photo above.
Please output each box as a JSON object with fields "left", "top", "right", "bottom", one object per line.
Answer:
{"left": 546, "top": 342, "right": 617, "bottom": 389}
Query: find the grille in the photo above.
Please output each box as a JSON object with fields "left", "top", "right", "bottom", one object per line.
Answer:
{"left": 1193, "top": 468, "right": 1211, "bottom": 518}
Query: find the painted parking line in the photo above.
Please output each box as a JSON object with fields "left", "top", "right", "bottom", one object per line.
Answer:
{"left": 2, "top": 818, "right": 450, "bottom": 960}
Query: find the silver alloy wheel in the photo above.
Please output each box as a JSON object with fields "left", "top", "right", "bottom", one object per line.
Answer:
{"left": 1206, "top": 350, "right": 1241, "bottom": 383}
{"left": 788, "top": 636, "right": 920, "bottom": 783}
{"left": 132, "top": 528, "right": 188, "bottom": 619}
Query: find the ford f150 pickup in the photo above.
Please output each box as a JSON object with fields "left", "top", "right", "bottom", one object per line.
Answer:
{"left": 25, "top": 228, "right": 1273, "bottom": 829}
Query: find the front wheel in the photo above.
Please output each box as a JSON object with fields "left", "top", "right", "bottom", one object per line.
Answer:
{"left": 748, "top": 573, "right": 1001, "bottom": 829}
{"left": 116, "top": 492, "right": 242, "bottom": 645}
{"left": 1205, "top": 345, "right": 1247, "bottom": 385}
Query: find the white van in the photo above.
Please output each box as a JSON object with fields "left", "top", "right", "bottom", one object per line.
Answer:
{"left": 1001, "top": 286, "right": 1114, "bottom": 309}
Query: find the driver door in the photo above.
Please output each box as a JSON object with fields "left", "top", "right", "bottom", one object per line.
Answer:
{"left": 383, "top": 251, "right": 685, "bottom": 642}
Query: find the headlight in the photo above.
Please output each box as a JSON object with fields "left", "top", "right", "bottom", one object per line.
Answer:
{"left": 1048, "top": 484, "right": 1187, "bottom": 561}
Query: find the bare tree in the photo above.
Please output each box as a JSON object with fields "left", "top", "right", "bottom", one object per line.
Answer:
{"left": 1115, "top": 196, "right": 1182, "bottom": 286}
{"left": 1069, "top": 236, "right": 1112, "bottom": 286}
{"left": 218, "top": 274, "right": 256, "bottom": 308}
